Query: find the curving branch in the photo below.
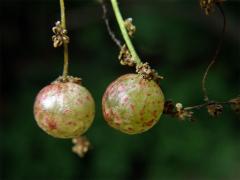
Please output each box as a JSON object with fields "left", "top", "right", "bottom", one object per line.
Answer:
{"left": 201, "top": 3, "right": 226, "bottom": 102}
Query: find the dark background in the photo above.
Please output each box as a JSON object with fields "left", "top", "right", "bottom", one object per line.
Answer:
{"left": 1, "top": 0, "right": 240, "bottom": 179}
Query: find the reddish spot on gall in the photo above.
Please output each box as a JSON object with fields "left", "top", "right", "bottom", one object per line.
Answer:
{"left": 152, "top": 110, "right": 158, "bottom": 117}
{"left": 86, "top": 95, "right": 91, "bottom": 101}
{"left": 140, "top": 108, "right": 145, "bottom": 116}
{"left": 67, "top": 121, "right": 76, "bottom": 126}
{"left": 45, "top": 117, "right": 57, "bottom": 130}
{"left": 115, "top": 122, "right": 120, "bottom": 126}
{"left": 76, "top": 98, "right": 83, "bottom": 105}
{"left": 124, "top": 97, "right": 129, "bottom": 103}
{"left": 64, "top": 109, "right": 71, "bottom": 114}
{"left": 128, "top": 127, "right": 133, "bottom": 131}
{"left": 130, "top": 104, "right": 135, "bottom": 111}
{"left": 145, "top": 119, "right": 154, "bottom": 127}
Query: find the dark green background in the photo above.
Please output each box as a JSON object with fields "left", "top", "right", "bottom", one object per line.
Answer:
{"left": 1, "top": 0, "right": 240, "bottom": 179}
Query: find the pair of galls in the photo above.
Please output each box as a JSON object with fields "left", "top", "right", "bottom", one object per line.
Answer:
{"left": 34, "top": 72, "right": 164, "bottom": 138}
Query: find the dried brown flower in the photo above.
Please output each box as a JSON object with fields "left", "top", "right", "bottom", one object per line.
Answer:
{"left": 200, "top": 0, "right": 216, "bottom": 15}
{"left": 124, "top": 18, "right": 136, "bottom": 37}
{"left": 52, "top": 21, "right": 70, "bottom": 48}
{"left": 118, "top": 45, "right": 136, "bottom": 67}
{"left": 207, "top": 102, "right": 223, "bottom": 117}
{"left": 229, "top": 97, "right": 240, "bottom": 114}
{"left": 163, "top": 100, "right": 175, "bottom": 115}
{"left": 200, "top": 0, "right": 224, "bottom": 15}
{"left": 72, "top": 136, "right": 91, "bottom": 158}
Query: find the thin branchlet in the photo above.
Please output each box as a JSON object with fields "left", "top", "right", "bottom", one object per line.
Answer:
{"left": 202, "top": 3, "right": 226, "bottom": 102}
{"left": 101, "top": 0, "right": 122, "bottom": 48}
{"left": 184, "top": 101, "right": 229, "bottom": 111}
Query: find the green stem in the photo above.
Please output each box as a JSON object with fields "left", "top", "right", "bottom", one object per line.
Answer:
{"left": 60, "top": 0, "right": 69, "bottom": 78}
{"left": 111, "top": 0, "right": 142, "bottom": 65}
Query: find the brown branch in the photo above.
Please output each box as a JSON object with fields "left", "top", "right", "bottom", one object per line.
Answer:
{"left": 101, "top": 0, "right": 122, "bottom": 48}
{"left": 184, "top": 101, "right": 229, "bottom": 111}
{"left": 202, "top": 3, "right": 226, "bottom": 102}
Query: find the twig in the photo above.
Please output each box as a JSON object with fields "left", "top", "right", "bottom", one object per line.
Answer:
{"left": 202, "top": 3, "right": 226, "bottom": 102}
{"left": 184, "top": 101, "right": 229, "bottom": 111}
{"left": 101, "top": 0, "right": 122, "bottom": 48}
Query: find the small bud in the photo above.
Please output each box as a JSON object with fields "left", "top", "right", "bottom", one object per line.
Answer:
{"left": 176, "top": 103, "right": 183, "bottom": 111}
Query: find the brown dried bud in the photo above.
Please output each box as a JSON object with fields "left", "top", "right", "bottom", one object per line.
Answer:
{"left": 52, "top": 21, "right": 70, "bottom": 48}
{"left": 200, "top": 0, "right": 224, "bottom": 15}
{"left": 136, "top": 62, "right": 163, "bottom": 84}
{"left": 72, "top": 136, "right": 91, "bottom": 158}
{"left": 207, "top": 102, "right": 223, "bottom": 117}
{"left": 118, "top": 45, "right": 136, "bottom": 67}
{"left": 163, "top": 100, "right": 175, "bottom": 114}
{"left": 200, "top": 0, "right": 216, "bottom": 15}
{"left": 229, "top": 97, "right": 240, "bottom": 114}
{"left": 124, "top": 18, "right": 136, "bottom": 37}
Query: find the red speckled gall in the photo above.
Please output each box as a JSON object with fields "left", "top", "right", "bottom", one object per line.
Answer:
{"left": 102, "top": 73, "right": 164, "bottom": 134}
{"left": 34, "top": 80, "right": 95, "bottom": 138}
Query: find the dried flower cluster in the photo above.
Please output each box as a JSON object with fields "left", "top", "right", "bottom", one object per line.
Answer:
{"left": 72, "top": 136, "right": 91, "bottom": 158}
{"left": 136, "top": 62, "right": 163, "bottom": 84}
{"left": 229, "top": 97, "right": 240, "bottom": 114}
{"left": 124, "top": 18, "right": 136, "bottom": 37}
{"left": 200, "top": 0, "right": 216, "bottom": 15}
{"left": 118, "top": 46, "right": 163, "bottom": 84}
{"left": 118, "top": 45, "right": 136, "bottom": 66}
{"left": 53, "top": 75, "right": 82, "bottom": 84}
{"left": 52, "top": 21, "right": 70, "bottom": 48}
{"left": 207, "top": 102, "right": 223, "bottom": 117}
{"left": 200, "top": 0, "right": 224, "bottom": 15}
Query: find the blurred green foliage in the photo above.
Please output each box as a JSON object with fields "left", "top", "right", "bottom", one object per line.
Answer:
{"left": 1, "top": 0, "right": 240, "bottom": 179}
